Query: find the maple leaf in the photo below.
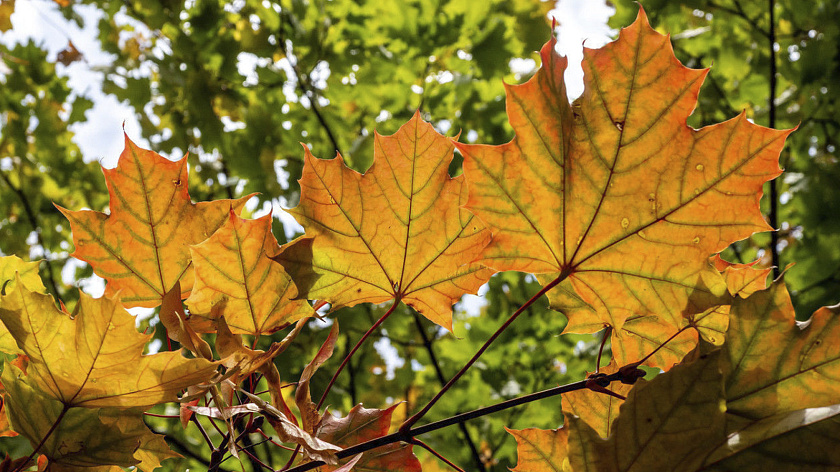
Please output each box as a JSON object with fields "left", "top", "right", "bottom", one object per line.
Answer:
{"left": 186, "top": 211, "right": 313, "bottom": 335}
{"left": 506, "top": 427, "right": 570, "bottom": 472}
{"left": 561, "top": 360, "right": 635, "bottom": 439}
{"left": 275, "top": 112, "right": 494, "bottom": 329}
{"left": 57, "top": 135, "right": 250, "bottom": 308}
{"left": 315, "top": 404, "right": 421, "bottom": 472}
{"left": 0, "top": 277, "right": 217, "bottom": 408}
{"left": 455, "top": 9, "right": 790, "bottom": 353}
{"left": 0, "top": 255, "right": 45, "bottom": 356}
{"left": 723, "top": 281, "right": 840, "bottom": 419}
{"left": 2, "top": 367, "right": 175, "bottom": 471}
{"left": 565, "top": 351, "right": 726, "bottom": 472}
{"left": 711, "top": 254, "right": 771, "bottom": 298}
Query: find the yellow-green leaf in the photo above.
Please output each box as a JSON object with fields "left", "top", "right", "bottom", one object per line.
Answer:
{"left": 724, "top": 281, "right": 840, "bottom": 418}
{"left": 186, "top": 211, "right": 313, "bottom": 335}
{"left": 567, "top": 351, "right": 726, "bottom": 472}
{"left": 0, "top": 255, "right": 45, "bottom": 356}
{"left": 507, "top": 427, "right": 571, "bottom": 472}
{"left": 0, "top": 278, "right": 217, "bottom": 408}
{"left": 2, "top": 367, "right": 144, "bottom": 470}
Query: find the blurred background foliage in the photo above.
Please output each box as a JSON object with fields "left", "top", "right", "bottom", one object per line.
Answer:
{"left": 0, "top": 0, "right": 837, "bottom": 470}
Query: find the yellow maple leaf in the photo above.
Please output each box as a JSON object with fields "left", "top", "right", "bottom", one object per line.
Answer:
{"left": 0, "top": 277, "right": 217, "bottom": 408}
{"left": 186, "top": 211, "right": 313, "bottom": 335}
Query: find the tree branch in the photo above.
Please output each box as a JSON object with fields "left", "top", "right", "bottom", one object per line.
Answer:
{"left": 412, "top": 311, "right": 487, "bottom": 472}
{"left": 285, "top": 371, "right": 632, "bottom": 472}
{"left": 0, "top": 169, "right": 61, "bottom": 298}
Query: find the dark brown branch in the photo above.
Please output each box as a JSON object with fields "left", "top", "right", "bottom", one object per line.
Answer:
{"left": 412, "top": 311, "right": 487, "bottom": 472}
{"left": 285, "top": 371, "right": 632, "bottom": 472}
{"left": 767, "top": 0, "right": 780, "bottom": 278}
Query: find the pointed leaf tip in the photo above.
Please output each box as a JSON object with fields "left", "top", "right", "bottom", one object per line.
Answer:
{"left": 60, "top": 135, "right": 251, "bottom": 308}
{"left": 458, "top": 8, "right": 790, "bottom": 365}
{"left": 276, "top": 113, "right": 495, "bottom": 330}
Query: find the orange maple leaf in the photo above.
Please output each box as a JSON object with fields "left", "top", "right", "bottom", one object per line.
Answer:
{"left": 185, "top": 211, "right": 313, "bottom": 335}
{"left": 276, "top": 113, "right": 494, "bottom": 329}
{"left": 58, "top": 136, "right": 251, "bottom": 308}
{"left": 456, "top": 9, "right": 791, "bottom": 356}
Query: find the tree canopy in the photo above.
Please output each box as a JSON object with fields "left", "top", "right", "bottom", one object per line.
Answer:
{"left": 0, "top": 1, "right": 838, "bottom": 471}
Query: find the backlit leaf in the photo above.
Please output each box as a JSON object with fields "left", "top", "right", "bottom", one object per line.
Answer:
{"left": 2, "top": 367, "right": 152, "bottom": 470}
{"left": 57, "top": 135, "right": 250, "bottom": 308}
{"left": 567, "top": 351, "right": 726, "bottom": 472}
{"left": 456, "top": 9, "right": 789, "bottom": 352}
{"left": 507, "top": 426, "right": 571, "bottom": 472}
{"left": 723, "top": 281, "right": 840, "bottom": 418}
{"left": 711, "top": 255, "right": 771, "bottom": 297}
{"left": 0, "top": 278, "right": 217, "bottom": 408}
{"left": 186, "top": 211, "right": 313, "bottom": 335}
{"left": 276, "top": 112, "right": 494, "bottom": 329}
{"left": 0, "top": 255, "right": 44, "bottom": 356}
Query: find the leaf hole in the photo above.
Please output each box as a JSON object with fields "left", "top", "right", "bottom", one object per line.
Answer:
{"left": 614, "top": 121, "right": 624, "bottom": 131}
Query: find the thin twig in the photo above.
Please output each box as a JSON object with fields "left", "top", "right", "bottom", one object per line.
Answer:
{"left": 411, "top": 438, "right": 466, "bottom": 472}
{"left": 412, "top": 311, "right": 487, "bottom": 472}
{"left": 285, "top": 372, "right": 627, "bottom": 472}
{"left": 317, "top": 301, "right": 399, "bottom": 409}
{"left": 400, "top": 271, "right": 569, "bottom": 432}
{"left": 767, "top": 0, "right": 780, "bottom": 278}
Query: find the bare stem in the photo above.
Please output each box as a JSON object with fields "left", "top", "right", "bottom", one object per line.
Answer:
{"left": 411, "top": 437, "right": 466, "bottom": 472}
{"left": 400, "top": 272, "right": 568, "bottom": 432}
{"left": 411, "top": 311, "right": 486, "bottom": 472}
{"left": 316, "top": 300, "right": 399, "bottom": 409}
{"left": 285, "top": 373, "right": 616, "bottom": 472}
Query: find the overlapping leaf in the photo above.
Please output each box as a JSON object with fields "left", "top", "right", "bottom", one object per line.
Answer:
{"left": 0, "top": 277, "right": 217, "bottom": 408}
{"left": 58, "top": 136, "right": 250, "bottom": 308}
{"left": 456, "top": 9, "right": 790, "bottom": 354}
{"left": 507, "top": 427, "right": 570, "bottom": 472}
{"left": 566, "top": 351, "right": 726, "bottom": 472}
{"left": 276, "top": 113, "right": 494, "bottom": 329}
{"left": 2, "top": 367, "right": 175, "bottom": 471}
{"left": 0, "top": 255, "right": 46, "bottom": 355}
{"left": 316, "top": 404, "right": 421, "bottom": 472}
{"left": 723, "top": 281, "right": 840, "bottom": 419}
{"left": 517, "top": 280, "right": 840, "bottom": 471}
{"left": 186, "top": 211, "right": 313, "bottom": 335}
